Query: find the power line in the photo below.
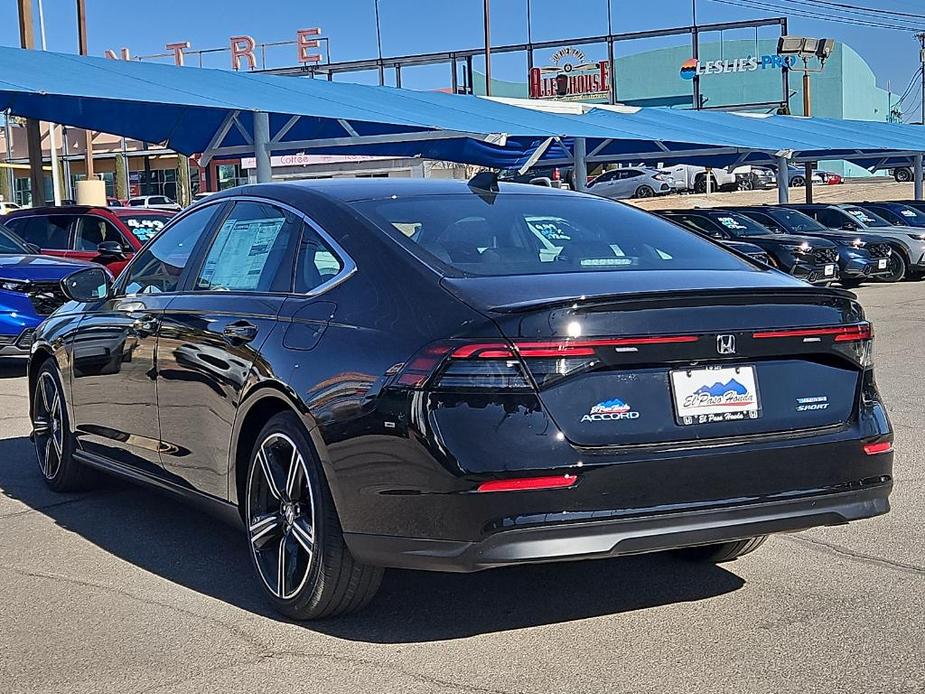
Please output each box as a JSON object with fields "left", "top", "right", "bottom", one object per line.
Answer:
{"left": 782, "top": 0, "right": 925, "bottom": 21}
{"left": 708, "top": 0, "right": 925, "bottom": 31}
{"left": 775, "top": 0, "right": 925, "bottom": 26}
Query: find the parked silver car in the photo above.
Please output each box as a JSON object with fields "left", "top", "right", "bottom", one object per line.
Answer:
{"left": 588, "top": 167, "right": 674, "bottom": 200}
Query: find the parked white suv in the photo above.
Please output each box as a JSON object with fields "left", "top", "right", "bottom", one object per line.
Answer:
{"left": 127, "top": 195, "right": 181, "bottom": 211}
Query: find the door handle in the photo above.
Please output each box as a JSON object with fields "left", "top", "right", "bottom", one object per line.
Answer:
{"left": 223, "top": 320, "right": 258, "bottom": 343}
{"left": 130, "top": 314, "right": 159, "bottom": 337}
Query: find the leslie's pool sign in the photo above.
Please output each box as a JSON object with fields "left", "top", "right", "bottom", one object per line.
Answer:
{"left": 680, "top": 53, "right": 797, "bottom": 79}
{"left": 529, "top": 46, "right": 611, "bottom": 102}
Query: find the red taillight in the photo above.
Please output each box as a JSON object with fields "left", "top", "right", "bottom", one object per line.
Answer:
{"left": 393, "top": 335, "right": 700, "bottom": 390}
{"left": 551, "top": 168, "right": 561, "bottom": 181}
{"left": 752, "top": 323, "right": 872, "bottom": 342}
{"left": 476, "top": 474, "right": 578, "bottom": 493}
{"left": 863, "top": 441, "right": 892, "bottom": 455}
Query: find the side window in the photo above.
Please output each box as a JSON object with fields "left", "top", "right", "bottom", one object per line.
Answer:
{"left": 74, "top": 217, "right": 128, "bottom": 251}
{"left": 747, "top": 212, "right": 779, "bottom": 231}
{"left": 195, "top": 201, "right": 300, "bottom": 293}
{"left": 295, "top": 225, "right": 345, "bottom": 293}
{"left": 625, "top": 170, "right": 643, "bottom": 179}
{"left": 12, "top": 215, "right": 72, "bottom": 250}
{"left": 816, "top": 209, "right": 844, "bottom": 228}
{"left": 119, "top": 205, "right": 220, "bottom": 296}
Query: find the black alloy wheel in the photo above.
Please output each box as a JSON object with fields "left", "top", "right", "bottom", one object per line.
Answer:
{"left": 789, "top": 175, "right": 805, "bottom": 187}
{"left": 245, "top": 412, "right": 382, "bottom": 619}
{"left": 881, "top": 250, "right": 906, "bottom": 283}
{"left": 894, "top": 168, "right": 913, "bottom": 183}
{"left": 693, "top": 175, "right": 716, "bottom": 194}
{"left": 634, "top": 185, "right": 655, "bottom": 198}
{"left": 737, "top": 176, "right": 755, "bottom": 191}
{"left": 31, "top": 362, "right": 93, "bottom": 492}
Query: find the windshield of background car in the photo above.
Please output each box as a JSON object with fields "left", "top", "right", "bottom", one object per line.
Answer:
{"left": 119, "top": 214, "right": 174, "bottom": 243}
{"left": 352, "top": 193, "right": 751, "bottom": 276}
{"left": 705, "top": 212, "right": 775, "bottom": 237}
{"left": 764, "top": 208, "right": 828, "bottom": 233}
{"left": 883, "top": 204, "right": 925, "bottom": 225}
{"left": 0, "top": 226, "right": 29, "bottom": 254}
{"left": 843, "top": 207, "right": 892, "bottom": 228}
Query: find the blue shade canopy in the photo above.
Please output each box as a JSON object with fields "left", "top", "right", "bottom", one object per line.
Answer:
{"left": 0, "top": 46, "right": 922, "bottom": 171}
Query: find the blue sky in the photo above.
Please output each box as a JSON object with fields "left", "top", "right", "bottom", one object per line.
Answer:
{"left": 2, "top": 1, "right": 923, "bottom": 110}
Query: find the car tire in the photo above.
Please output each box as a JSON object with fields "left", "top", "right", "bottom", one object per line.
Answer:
{"left": 674, "top": 536, "right": 768, "bottom": 563}
{"left": 634, "top": 185, "right": 655, "bottom": 198}
{"left": 31, "top": 361, "right": 95, "bottom": 492}
{"left": 881, "top": 249, "right": 907, "bottom": 283}
{"left": 737, "top": 177, "right": 755, "bottom": 191}
{"left": 244, "top": 411, "right": 383, "bottom": 620}
{"left": 790, "top": 175, "right": 805, "bottom": 187}
{"left": 894, "top": 168, "right": 913, "bottom": 183}
{"left": 693, "top": 175, "right": 716, "bottom": 194}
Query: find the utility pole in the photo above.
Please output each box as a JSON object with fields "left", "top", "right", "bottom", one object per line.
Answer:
{"left": 374, "top": 0, "right": 384, "bottom": 86}
{"left": 918, "top": 33, "right": 925, "bottom": 125}
{"left": 483, "top": 0, "right": 491, "bottom": 95}
{"left": 37, "top": 0, "right": 62, "bottom": 205}
{"left": 76, "top": 0, "right": 95, "bottom": 180}
{"left": 17, "top": 0, "right": 46, "bottom": 206}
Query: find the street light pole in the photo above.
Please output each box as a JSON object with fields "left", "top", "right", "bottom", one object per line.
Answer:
{"left": 37, "top": 0, "right": 62, "bottom": 206}
{"left": 483, "top": 0, "right": 491, "bottom": 96}
{"left": 76, "top": 0, "right": 95, "bottom": 181}
{"left": 802, "top": 61, "right": 814, "bottom": 203}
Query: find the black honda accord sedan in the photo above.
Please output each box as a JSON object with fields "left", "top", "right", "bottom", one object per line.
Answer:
{"left": 29, "top": 179, "right": 893, "bottom": 619}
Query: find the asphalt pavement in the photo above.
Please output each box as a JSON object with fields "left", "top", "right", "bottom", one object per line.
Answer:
{"left": 0, "top": 281, "right": 922, "bottom": 694}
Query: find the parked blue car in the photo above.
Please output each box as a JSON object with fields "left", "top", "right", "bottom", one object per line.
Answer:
{"left": 0, "top": 224, "right": 95, "bottom": 357}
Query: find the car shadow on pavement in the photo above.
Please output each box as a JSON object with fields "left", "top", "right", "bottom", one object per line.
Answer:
{"left": 0, "top": 358, "right": 27, "bottom": 379}
{"left": 0, "top": 435, "right": 746, "bottom": 642}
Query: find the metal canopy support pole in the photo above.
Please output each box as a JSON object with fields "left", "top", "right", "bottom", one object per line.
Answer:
{"left": 573, "top": 138, "right": 588, "bottom": 192}
{"left": 253, "top": 111, "right": 271, "bottom": 184}
{"left": 777, "top": 155, "right": 790, "bottom": 204}
{"left": 914, "top": 154, "right": 923, "bottom": 201}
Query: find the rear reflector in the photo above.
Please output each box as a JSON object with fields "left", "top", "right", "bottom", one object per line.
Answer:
{"left": 476, "top": 474, "right": 578, "bottom": 493}
{"left": 752, "top": 323, "right": 872, "bottom": 342}
{"left": 863, "top": 441, "right": 892, "bottom": 455}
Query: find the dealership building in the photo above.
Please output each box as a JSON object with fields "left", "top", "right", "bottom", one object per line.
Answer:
{"left": 475, "top": 39, "right": 896, "bottom": 177}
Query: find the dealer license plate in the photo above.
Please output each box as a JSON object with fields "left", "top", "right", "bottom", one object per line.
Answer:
{"left": 670, "top": 365, "right": 761, "bottom": 426}
{"left": 878, "top": 258, "right": 888, "bottom": 270}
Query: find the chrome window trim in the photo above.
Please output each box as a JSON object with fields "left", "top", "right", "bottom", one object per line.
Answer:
{"left": 168, "top": 195, "right": 357, "bottom": 299}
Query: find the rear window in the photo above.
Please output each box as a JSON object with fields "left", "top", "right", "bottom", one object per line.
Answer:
{"left": 119, "top": 214, "right": 173, "bottom": 242}
{"left": 353, "top": 193, "right": 752, "bottom": 277}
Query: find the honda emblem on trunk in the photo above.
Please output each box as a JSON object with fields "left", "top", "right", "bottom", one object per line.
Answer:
{"left": 716, "top": 334, "right": 736, "bottom": 355}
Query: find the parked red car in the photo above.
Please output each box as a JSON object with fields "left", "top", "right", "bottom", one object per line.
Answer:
{"left": 2, "top": 206, "right": 175, "bottom": 275}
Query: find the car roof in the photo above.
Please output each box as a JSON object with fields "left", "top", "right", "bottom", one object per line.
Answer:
{"left": 4, "top": 205, "right": 171, "bottom": 217}
{"left": 204, "top": 178, "right": 580, "bottom": 205}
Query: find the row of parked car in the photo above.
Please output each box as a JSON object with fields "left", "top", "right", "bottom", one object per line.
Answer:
{"left": 583, "top": 164, "right": 841, "bottom": 201}
{"left": 656, "top": 200, "right": 925, "bottom": 287}
{"left": 0, "top": 204, "right": 177, "bottom": 356}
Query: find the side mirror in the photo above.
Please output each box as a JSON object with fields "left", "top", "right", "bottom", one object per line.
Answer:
{"left": 61, "top": 267, "right": 112, "bottom": 303}
{"left": 25, "top": 242, "right": 40, "bottom": 254}
{"left": 96, "top": 240, "right": 125, "bottom": 259}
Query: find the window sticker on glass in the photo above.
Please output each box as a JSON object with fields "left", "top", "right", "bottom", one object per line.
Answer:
{"left": 847, "top": 209, "right": 874, "bottom": 223}
{"left": 717, "top": 216, "right": 748, "bottom": 230}
{"left": 198, "top": 217, "right": 286, "bottom": 291}
{"left": 124, "top": 216, "right": 169, "bottom": 242}
{"left": 901, "top": 210, "right": 916, "bottom": 217}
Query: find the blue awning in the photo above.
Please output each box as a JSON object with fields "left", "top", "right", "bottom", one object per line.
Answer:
{"left": 0, "top": 46, "right": 922, "bottom": 172}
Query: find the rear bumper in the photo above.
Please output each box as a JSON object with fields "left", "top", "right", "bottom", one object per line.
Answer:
{"left": 345, "top": 480, "right": 891, "bottom": 572}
